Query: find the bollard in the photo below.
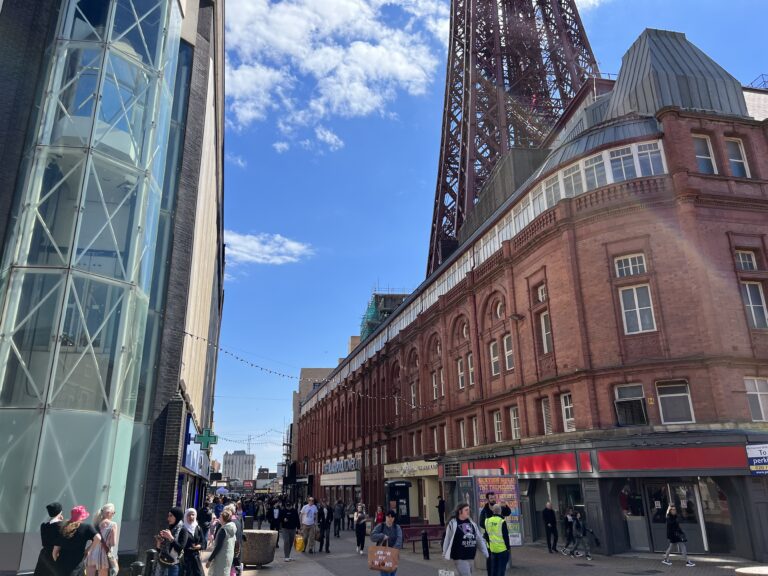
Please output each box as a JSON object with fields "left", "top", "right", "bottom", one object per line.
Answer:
{"left": 130, "top": 561, "right": 144, "bottom": 576}
{"left": 142, "top": 550, "right": 157, "bottom": 576}
{"left": 421, "top": 530, "right": 430, "bottom": 560}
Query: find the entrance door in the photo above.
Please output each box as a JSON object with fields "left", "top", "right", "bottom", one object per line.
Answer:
{"left": 645, "top": 481, "right": 707, "bottom": 553}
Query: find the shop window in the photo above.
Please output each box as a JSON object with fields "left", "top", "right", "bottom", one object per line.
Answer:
{"left": 614, "top": 383, "right": 648, "bottom": 426}
{"left": 745, "top": 377, "right": 768, "bottom": 421}
{"left": 656, "top": 381, "right": 695, "bottom": 424}
{"left": 509, "top": 406, "right": 521, "bottom": 440}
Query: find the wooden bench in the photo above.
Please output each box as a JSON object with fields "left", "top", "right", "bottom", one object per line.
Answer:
{"left": 401, "top": 525, "right": 445, "bottom": 553}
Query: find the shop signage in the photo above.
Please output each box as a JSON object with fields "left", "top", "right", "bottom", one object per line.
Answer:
{"left": 320, "top": 471, "right": 361, "bottom": 486}
{"left": 183, "top": 416, "right": 210, "bottom": 479}
{"left": 322, "top": 458, "right": 360, "bottom": 474}
{"left": 747, "top": 444, "right": 768, "bottom": 476}
{"left": 384, "top": 460, "right": 438, "bottom": 478}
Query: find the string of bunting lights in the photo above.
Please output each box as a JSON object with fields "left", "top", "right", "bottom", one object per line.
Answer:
{"left": 176, "top": 328, "right": 449, "bottom": 412}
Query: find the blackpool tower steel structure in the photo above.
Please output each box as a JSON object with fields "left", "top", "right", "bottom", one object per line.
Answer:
{"left": 427, "top": 0, "right": 599, "bottom": 275}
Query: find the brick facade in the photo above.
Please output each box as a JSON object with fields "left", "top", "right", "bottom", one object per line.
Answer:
{"left": 298, "top": 107, "right": 768, "bottom": 559}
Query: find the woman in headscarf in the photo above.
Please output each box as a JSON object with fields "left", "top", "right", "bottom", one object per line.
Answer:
{"left": 53, "top": 506, "right": 102, "bottom": 576}
{"left": 205, "top": 508, "right": 236, "bottom": 576}
{"left": 153, "top": 507, "right": 188, "bottom": 576}
{"left": 33, "top": 502, "right": 63, "bottom": 576}
{"left": 181, "top": 508, "right": 205, "bottom": 576}
{"left": 87, "top": 503, "right": 118, "bottom": 576}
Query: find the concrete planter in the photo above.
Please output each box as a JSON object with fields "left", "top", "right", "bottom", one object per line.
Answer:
{"left": 242, "top": 530, "right": 278, "bottom": 567}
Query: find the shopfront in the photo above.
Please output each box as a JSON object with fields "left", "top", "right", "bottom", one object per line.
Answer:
{"left": 179, "top": 416, "right": 210, "bottom": 509}
{"left": 320, "top": 457, "right": 361, "bottom": 505}
{"left": 384, "top": 460, "right": 440, "bottom": 524}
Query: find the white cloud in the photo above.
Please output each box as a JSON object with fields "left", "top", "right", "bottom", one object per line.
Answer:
{"left": 315, "top": 126, "right": 344, "bottom": 151}
{"left": 575, "top": 0, "right": 610, "bottom": 10}
{"left": 273, "top": 142, "right": 290, "bottom": 153}
{"left": 225, "top": 230, "right": 314, "bottom": 265}
{"left": 225, "top": 0, "right": 443, "bottom": 146}
{"left": 225, "top": 153, "right": 247, "bottom": 168}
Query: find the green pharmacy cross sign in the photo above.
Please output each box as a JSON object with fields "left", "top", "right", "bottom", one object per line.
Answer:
{"left": 194, "top": 428, "right": 218, "bottom": 450}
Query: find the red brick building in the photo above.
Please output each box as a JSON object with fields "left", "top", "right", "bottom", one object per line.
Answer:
{"left": 297, "top": 29, "right": 768, "bottom": 560}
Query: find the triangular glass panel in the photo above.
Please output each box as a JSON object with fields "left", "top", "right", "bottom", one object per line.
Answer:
{"left": 111, "top": 0, "right": 164, "bottom": 67}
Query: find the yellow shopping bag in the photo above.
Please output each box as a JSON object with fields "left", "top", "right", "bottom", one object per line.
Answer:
{"left": 294, "top": 534, "right": 305, "bottom": 552}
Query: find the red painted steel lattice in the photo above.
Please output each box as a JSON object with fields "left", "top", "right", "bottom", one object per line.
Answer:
{"left": 426, "top": 0, "right": 598, "bottom": 275}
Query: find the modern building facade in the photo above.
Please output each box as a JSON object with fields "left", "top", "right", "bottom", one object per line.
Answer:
{"left": 0, "top": 0, "right": 224, "bottom": 571}
{"left": 223, "top": 450, "right": 256, "bottom": 482}
{"left": 297, "top": 29, "right": 768, "bottom": 560}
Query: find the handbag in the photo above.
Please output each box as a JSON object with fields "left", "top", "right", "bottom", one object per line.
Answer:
{"left": 294, "top": 534, "right": 305, "bottom": 552}
{"left": 368, "top": 538, "right": 399, "bottom": 574}
{"left": 677, "top": 529, "right": 688, "bottom": 543}
{"left": 157, "top": 524, "right": 184, "bottom": 566}
{"left": 99, "top": 524, "right": 119, "bottom": 576}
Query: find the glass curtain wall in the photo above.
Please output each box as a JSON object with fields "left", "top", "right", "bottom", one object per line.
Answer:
{"left": 0, "top": 0, "right": 181, "bottom": 571}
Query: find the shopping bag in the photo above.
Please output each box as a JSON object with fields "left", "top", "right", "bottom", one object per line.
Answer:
{"left": 294, "top": 534, "right": 305, "bottom": 552}
{"left": 367, "top": 546, "right": 399, "bottom": 573}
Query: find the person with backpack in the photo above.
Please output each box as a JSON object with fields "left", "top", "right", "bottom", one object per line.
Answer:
{"left": 661, "top": 505, "right": 695, "bottom": 567}
{"left": 442, "top": 503, "right": 489, "bottom": 576}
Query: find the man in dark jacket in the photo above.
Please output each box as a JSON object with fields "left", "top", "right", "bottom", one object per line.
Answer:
{"left": 197, "top": 502, "right": 213, "bottom": 550}
{"left": 279, "top": 502, "right": 300, "bottom": 562}
{"left": 333, "top": 500, "right": 344, "bottom": 537}
{"left": 317, "top": 499, "right": 333, "bottom": 553}
{"left": 436, "top": 495, "right": 446, "bottom": 527}
{"left": 543, "top": 501, "right": 558, "bottom": 553}
{"left": 479, "top": 492, "right": 512, "bottom": 574}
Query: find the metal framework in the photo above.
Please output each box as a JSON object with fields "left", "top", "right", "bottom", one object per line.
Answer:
{"left": 427, "top": 0, "right": 599, "bottom": 275}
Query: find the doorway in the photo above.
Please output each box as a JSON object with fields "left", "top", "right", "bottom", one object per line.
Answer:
{"left": 645, "top": 481, "right": 707, "bottom": 553}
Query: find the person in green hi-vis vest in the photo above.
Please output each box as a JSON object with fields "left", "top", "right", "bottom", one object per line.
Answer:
{"left": 484, "top": 504, "right": 511, "bottom": 576}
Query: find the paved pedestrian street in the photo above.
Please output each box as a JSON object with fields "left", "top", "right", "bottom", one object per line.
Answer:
{"left": 208, "top": 531, "right": 768, "bottom": 576}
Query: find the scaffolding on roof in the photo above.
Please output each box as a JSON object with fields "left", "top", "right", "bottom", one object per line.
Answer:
{"left": 360, "top": 293, "right": 409, "bottom": 341}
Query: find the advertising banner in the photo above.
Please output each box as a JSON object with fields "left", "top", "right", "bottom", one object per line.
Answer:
{"left": 747, "top": 444, "right": 768, "bottom": 476}
{"left": 475, "top": 475, "right": 523, "bottom": 546}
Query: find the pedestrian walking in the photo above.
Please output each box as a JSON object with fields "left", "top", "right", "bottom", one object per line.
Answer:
{"left": 299, "top": 497, "right": 318, "bottom": 554}
{"left": 567, "top": 511, "right": 595, "bottom": 561}
{"left": 206, "top": 509, "right": 236, "bottom": 576}
{"left": 442, "top": 503, "right": 488, "bottom": 576}
{"left": 436, "top": 495, "right": 446, "bottom": 527}
{"left": 181, "top": 508, "right": 205, "bottom": 576}
{"left": 153, "top": 507, "right": 188, "bottom": 576}
{"left": 333, "top": 500, "right": 344, "bottom": 537}
{"left": 560, "top": 507, "right": 575, "bottom": 554}
{"left": 255, "top": 499, "right": 266, "bottom": 530}
{"left": 53, "top": 506, "right": 103, "bottom": 576}
{"left": 485, "top": 504, "right": 511, "bottom": 576}
{"left": 354, "top": 504, "right": 368, "bottom": 555}
{"left": 543, "top": 501, "right": 558, "bottom": 553}
{"left": 346, "top": 502, "right": 355, "bottom": 530}
{"left": 370, "top": 510, "right": 403, "bottom": 576}
{"left": 225, "top": 504, "right": 245, "bottom": 576}
{"left": 279, "top": 502, "right": 300, "bottom": 562}
{"left": 317, "top": 499, "right": 332, "bottom": 553}
{"left": 198, "top": 500, "right": 213, "bottom": 551}
{"left": 33, "top": 502, "right": 63, "bottom": 576}
{"left": 269, "top": 500, "right": 282, "bottom": 548}
{"left": 661, "top": 505, "right": 695, "bottom": 567}
{"left": 87, "top": 503, "right": 118, "bottom": 576}
{"left": 374, "top": 505, "right": 385, "bottom": 526}
{"left": 479, "top": 492, "right": 510, "bottom": 574}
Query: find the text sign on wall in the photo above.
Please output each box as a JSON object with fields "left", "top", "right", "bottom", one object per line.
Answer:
{"left": 747, "top": 444, "right": 768, "bottom": 476}
{"left": 475, "top": 475, "right": 523, "bottom": 546}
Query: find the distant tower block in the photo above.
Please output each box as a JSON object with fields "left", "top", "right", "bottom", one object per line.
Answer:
{"left": 427, "top": 0, "right": 599, "bottom": 275}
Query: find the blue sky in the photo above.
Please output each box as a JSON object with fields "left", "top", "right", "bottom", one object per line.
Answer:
{"left": 212, "top": 0, "right": 768, "bottom": 471}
